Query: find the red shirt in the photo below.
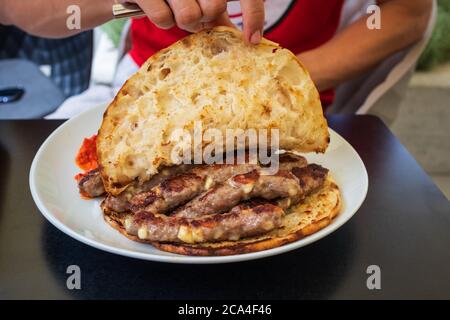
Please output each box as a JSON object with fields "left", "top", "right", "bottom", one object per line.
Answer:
{"left": 129, "top": 0, "right": 344, "bottom": 106}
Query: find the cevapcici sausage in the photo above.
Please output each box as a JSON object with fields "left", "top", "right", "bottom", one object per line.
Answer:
{"left": 78, "top": 169, "right": 105, "bottom": 198}
{"left": 173, "top": 164, "right": 328, "bottom": 218}
{"left": 103, "top": 164, "right": 193, "bottom": 212}
{"left": 128, "top": 163, "right": 259, "bottom": 214}
{"left": 124, "top": 200, "right": 284, "bottom": 243}
{"left": 128, "top": 153, "right": 307, "bottom": 214}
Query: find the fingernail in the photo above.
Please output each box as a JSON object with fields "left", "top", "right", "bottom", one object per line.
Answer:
{"left": 250, "top": 30, "right": 262, "bottom": 45}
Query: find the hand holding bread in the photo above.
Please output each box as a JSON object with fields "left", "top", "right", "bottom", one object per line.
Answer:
{"left": 119, "top": 0, "right": 265, "bottom": 44}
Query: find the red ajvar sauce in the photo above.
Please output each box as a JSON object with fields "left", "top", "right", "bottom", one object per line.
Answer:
{"left": 74, "top": 134, "right": 98, "bottom": 181}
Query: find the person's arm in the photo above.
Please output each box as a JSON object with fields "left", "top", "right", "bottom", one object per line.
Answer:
{"left": 124, "top": 0, "right": 265, "bottom": 44}
{"left": 298, "top": 0, "right": 433, "bottom": 92}
{"left": 0, "top": 0, "right": 265, "bottom": 43}
{"left": 0, "top": 0, "right": 115, "bottom": 38}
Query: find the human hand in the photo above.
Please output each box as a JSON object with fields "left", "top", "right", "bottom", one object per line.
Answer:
{"left": 119, "top": 0, "right": 265, "bottom": 44}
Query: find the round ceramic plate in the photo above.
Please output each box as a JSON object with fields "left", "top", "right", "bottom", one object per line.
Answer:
{"left": 30, "top": 104, "right": 368, "bottom": 264}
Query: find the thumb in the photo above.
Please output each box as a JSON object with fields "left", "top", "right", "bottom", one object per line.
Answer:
{"left": 204, "top": 12, "right": 236, "bottom": 29}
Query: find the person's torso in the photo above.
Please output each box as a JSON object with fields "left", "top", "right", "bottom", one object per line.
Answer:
{"left": 129, "top": 0, "right": 344, "bottom": 105}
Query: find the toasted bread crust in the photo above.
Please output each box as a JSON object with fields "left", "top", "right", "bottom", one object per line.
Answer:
{"left": 97, "top": 26, "right": 328, "bottom": 195}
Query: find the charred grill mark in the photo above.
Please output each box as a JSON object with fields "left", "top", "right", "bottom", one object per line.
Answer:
{"left": 130, "top": 191, "right": 158, "bottom": 209}
{"left": 291, "top": 164, "right": 329, "bottom": 194}
{"left": 279, "top": 153, "right": 307, "bottom": 165}
{"left": 292, "top": 164, "right": 329, "bottom": 179}
{"left": 230, "top": 170, "right": 259, "bottom": 186}
{"left": 160, "top": 173, "right": 201, "bottom": 193}
{"left": 197, "top": 187, "right": 216, "bottom": 202}
{"left": 271, "top": 170, "right": 295, "bottom": 179}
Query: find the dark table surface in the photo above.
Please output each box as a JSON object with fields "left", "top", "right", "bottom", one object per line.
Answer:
{"left": 0, "top": 116, "right": 449, "bottom": 300}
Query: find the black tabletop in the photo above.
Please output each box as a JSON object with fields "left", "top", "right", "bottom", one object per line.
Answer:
{"left": 0, "top": 116, "right": 449, "bottom": 300}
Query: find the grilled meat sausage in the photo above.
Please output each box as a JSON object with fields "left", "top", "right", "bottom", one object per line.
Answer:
{"left": 103, "top": 164, "right": 193, "bottom": 212}
{"left": 124, "top": 200, "right": 284, "bottom": 243}
{"left": 78, "top": 169, "right": 105, "bottom": 197}
{"left": 128, "top": 154, "right": 307, "bottom": 214}
{"left": 274, "top": 164, "right": 330, "bottom": 210}
{"left": 79, "top": 153, "right": 307, "bottom": 211}
{"left": 272, "top": 153, "right": 308, "bottom": 172}
{"left": 128, "top": 163, "right": 259, "bottom": 214}
{"left": 173, "top": 164, "right": 328, "bottom": 218}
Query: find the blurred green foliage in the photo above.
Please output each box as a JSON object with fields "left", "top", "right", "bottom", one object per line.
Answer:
{"left": 100, "top": 19, "right": 128, "bottom": 48}
{"left": 417, "top": 0, "right": 450, "bottom": 70}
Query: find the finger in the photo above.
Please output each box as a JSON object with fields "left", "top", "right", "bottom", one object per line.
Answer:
{"left": 239, "top": 0, "right": 265, "bottom": 44}
{"left": 134, "top": 0, "right": 175, "bottom": 29}
{"left": 167, "top": 0, "right": 203, "bottom": 32}
{"left": 203, "top": 11, "right": 236, "bottom": 29}
{"left": 197, "top": 0, "right": 227, "bottom": 23}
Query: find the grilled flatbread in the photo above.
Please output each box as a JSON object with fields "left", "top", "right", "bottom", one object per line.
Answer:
{"left": 97, "top": 26, "right": 329, "bottom": 196}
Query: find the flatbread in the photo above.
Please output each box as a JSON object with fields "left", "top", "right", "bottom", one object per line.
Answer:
{"left": 97, "top": 26, "right": 329, "bottom": 195}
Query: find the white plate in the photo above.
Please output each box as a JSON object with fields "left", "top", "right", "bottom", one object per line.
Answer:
{"left": 30, "top": 104, "right": 368, "bottom": 264}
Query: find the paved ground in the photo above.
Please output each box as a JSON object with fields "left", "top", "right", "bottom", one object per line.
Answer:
{"left": 390, "top": 63, "right": 450, "bottom": 200}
